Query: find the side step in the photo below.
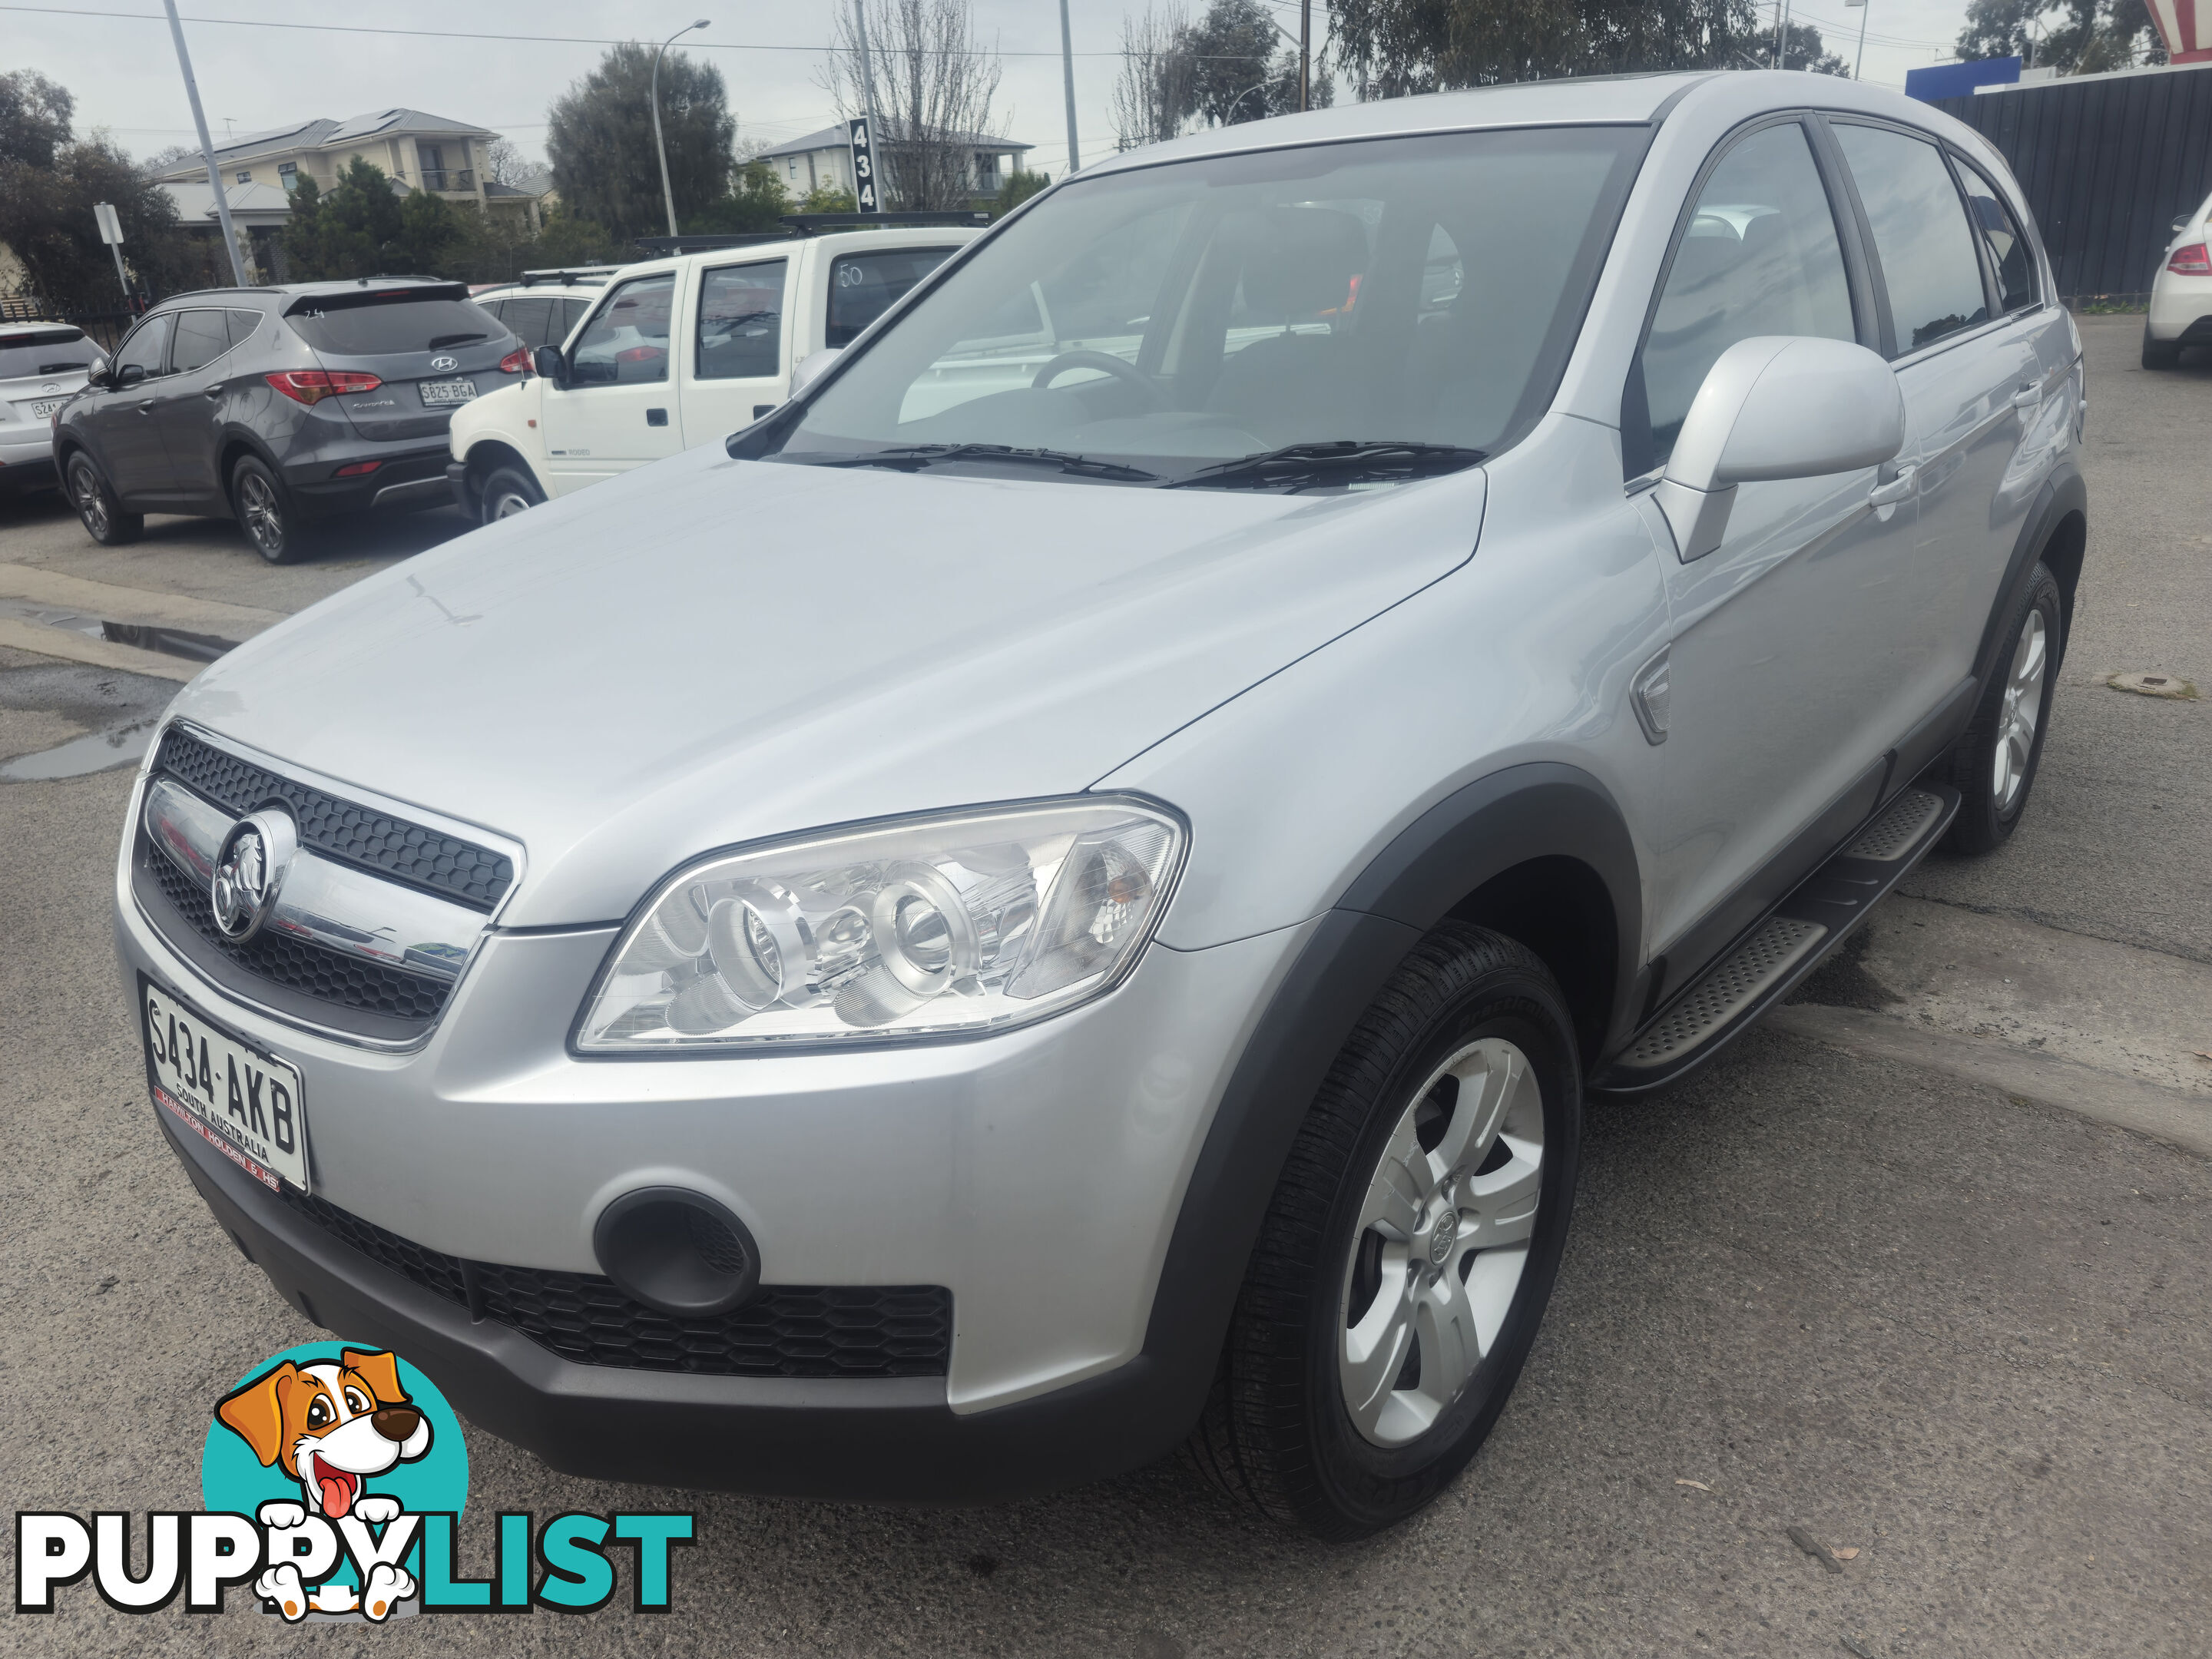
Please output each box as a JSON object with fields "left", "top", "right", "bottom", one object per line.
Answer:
{"left": 1590, "top": 783, "right": 1960, "bottom": 1096}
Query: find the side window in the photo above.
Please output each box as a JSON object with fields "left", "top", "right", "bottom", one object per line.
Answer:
{"left": 1832, "top": 124, "right": 1990, "bottom": 356}
{"left": 1955, "top": 160, "right": 2038, "bottom": 313}
{"left": 557, "top": 298, "right": 593, "bottom": 343}
{"left": 696, "top": 260, "right": 788, "bottom": 379}
{"left": 568, "top": 273, "right": 674, "bottom": 386}
{"left": 498, "top": 296, "right": 554, "bottom": 346}
{"left": 226, "top": 310, "right": 261, "bottom": 348}
{"left": 1630, "top": 121, "right": 1856, "bottom": 472}
{"left": 112, "top": 313, "right": 174, "bottom": 379}
{"left": 826, "top": 247, "right": 957, "bottom": 348}
{"left": 170, "top": 310, "right": 231, "bottom": 374}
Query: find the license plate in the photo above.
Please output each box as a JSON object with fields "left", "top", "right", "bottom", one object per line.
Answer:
{"left": 29, "top": 398, "right": 65, "bottom": 419}
{"left": 418, "top": 377, "right": 477, "bottom": 407}
{"left": 141, "top": 979, "right": 309, "bottom": 1192}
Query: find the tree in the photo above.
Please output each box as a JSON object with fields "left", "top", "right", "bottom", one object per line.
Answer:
{"left": 826, "top": 0, "right": 1005, "bottom": 210}
{"left": 1955, "top": 0, "right": 2165, "bottom": 73}
{"left": 1114, "top": 5, "right": 1196, "bottom": 149}
{"left": 688, "top": 160, "right": 790, "bottom": 233}
{"left": 990, "top": 169, "right": 1049, "bottom": 217}
{"left": 135, "top": 141, "right": 200, "bottom": 177}
{"left": 389, "top": 189, "right": 468, "bottom": 276}
{"left": 1187, "top": 0, "right": 1294, "bottom": 126}
{"left": 548, "top": 42, "right": 735, "bottom": 243}
{"left": 0, "top": 69, "right": 73, "bottom": 170}
{"left": 481, "top": 135, "right": 531, "bottom": 187}
{"left": 282, "top": 157, "right": 405, "bottom": 280}
{"left": 1333, "top": 0, "right": 1772, "bottom": 98}
{"left": 796, "top": 181, "right": 858, "bottom": 213}
{"left": 0, "top": 129, "right": 197, "bottom": 310}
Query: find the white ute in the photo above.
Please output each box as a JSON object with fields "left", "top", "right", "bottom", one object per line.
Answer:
{"left": 446, "top": 223, "right": 979, "bottom": 522}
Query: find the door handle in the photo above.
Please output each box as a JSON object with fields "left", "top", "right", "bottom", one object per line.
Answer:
{"left": 204, "top": 385, "right": 223, "bottom": 399}
{"left": 135, "top": 399, "right": 157, "bottom": 413}
{"left": 645, "top": 407, "right": 668, "bottom": 427}
{"left": 1867, "top": 463, "right": 1917, "bottom": 508}
{"left": 2012, "top": 382, "right": 2041, "bottom": 409}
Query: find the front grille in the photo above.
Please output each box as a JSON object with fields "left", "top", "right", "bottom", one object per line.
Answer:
{"left": 154, "top": 729, "right": 513, "bottom": 910}
{"left": 277, "top": 1187, "right": 953, "bottom": 1379}
{"left": 144, "top": 845, "right": 451, "bottom": 1022}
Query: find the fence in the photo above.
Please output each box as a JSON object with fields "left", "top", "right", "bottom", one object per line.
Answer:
{"left": 1, "top": 291, "right": 141, "bottom": 351}
{"left": 1932, "top": 61, "right": 2212, "bottom": 303}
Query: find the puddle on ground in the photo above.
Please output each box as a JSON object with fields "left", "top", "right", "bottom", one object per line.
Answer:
{"left": 0, "top": 598, "right": 240, "bottom": 663}
{"left": 0, "top": 718, "right": 157, "bottom": 782}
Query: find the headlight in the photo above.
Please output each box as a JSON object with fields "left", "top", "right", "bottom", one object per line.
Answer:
{"left": 576, "top": 797, "right": 1185, "bottom": 1051}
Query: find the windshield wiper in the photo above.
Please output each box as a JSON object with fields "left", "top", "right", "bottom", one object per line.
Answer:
{"left": 790, "top": 443, "right": 1161, "bottom": 483}
{"left": 1166, "top": 440, "right": 1485, "bottom": 491}
{"left": 427, "top": 332, "right": 488, "bottom": 349}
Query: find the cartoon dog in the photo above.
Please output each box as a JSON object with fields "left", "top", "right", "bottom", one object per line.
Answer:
{"left": 215, "top": 1349, "right": 432, "bottom": 1621}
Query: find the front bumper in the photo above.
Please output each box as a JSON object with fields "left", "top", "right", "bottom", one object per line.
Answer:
{"left": 116, "top": 784, "right": 1310, "bottom": 1493}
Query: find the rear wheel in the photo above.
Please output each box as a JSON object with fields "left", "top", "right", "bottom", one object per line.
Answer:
{"left": 1945, "top": 561, "right": 2062, "bottom": 856}
{"left": 65, "top": 452, "right": 141, "bottom": 545}
{"left": 230, "top": 455, "right": 310, "bottom": 565}
{"left": 2142, "top": 321, "right": 2182, "bottom": 369}
{"left": 478, "top": 463, "right": 545, "bottom": 525}
{"left": 1186, "top": 922, "right": 1582, "bottom": 1539}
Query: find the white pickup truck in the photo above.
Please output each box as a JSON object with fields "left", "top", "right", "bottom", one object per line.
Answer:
{"left": 446, "top": 224, "right": 979, "bottom": 523}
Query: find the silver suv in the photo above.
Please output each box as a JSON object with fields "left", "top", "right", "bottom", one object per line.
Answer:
{"left": 117, "top": 72, "right": 2084, "bottom": 1539}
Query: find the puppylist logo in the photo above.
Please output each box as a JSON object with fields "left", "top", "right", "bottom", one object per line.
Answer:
{"left": 17, "top": 1342, "right": 694, "bottom": 1621}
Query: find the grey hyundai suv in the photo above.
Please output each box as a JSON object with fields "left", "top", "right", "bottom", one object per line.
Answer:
{"left": 56, "top": 279, "right": 523, "bottom": 563}
{"left": 117, "top": 72, "right": 2082, "bottom": 1539}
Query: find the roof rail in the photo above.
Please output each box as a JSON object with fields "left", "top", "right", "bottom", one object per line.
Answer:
{"left": 631, "top": 231, "right": 797, "bottom": 256}
{"left": 514, "top": 266, "right": 624, "bottom": 285}
{"left": 780, "top": 210, "right": 990, "bottom": 233}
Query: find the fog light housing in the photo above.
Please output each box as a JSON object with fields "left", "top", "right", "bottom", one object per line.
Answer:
{"left": 592, "top": 1187, "right": 761, "bottom": 1317}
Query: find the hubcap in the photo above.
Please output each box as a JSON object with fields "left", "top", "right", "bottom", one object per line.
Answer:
{"left": 72, "top": 464, "right": 108, "bottom": 535}
{"left": 1338, "top": 1038, "right": 1544, "bottom": 1448}
{"left": 1993, "top": 608, "right": 2048, "bottom": 814}
{"left": 490, "top": 488, "right": 531, "bottom": 519}
{"left": 239, "top": 472, "right": 281, "bottom": 551}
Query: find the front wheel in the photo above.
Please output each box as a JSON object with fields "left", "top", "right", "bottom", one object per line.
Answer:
{"left": 66, "top": 452, "right": 142, "bottom": 545}
{"left": 1945, "top": 560, "right": 2062, "bottom": 856}
{"left": 478, "top": 463, "right": 545, "bottom": 525}
{"left": 1187, "top": 922, "right": 1582, "bottom": 1539}
{"left": 230, "top": 455, "right": 311, "bottom": 565}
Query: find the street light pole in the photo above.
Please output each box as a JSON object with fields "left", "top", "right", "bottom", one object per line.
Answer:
{"left": 1299, "top": 0, "right": 1310, "bottom": 111}
{"left": 652, "top": 18, "right": 711, "bottom": 240}
{"left": 1847, "top": 0, "right": 1869, "bottom": 79}
{"left": 1059, "top": 0, "right": 1081, "bottom": 177}
{"left": 852, "top": 0, "right": 891, "bottom": 207}
{"left": 160, "top": 0, "right": 247, "bottom": 287}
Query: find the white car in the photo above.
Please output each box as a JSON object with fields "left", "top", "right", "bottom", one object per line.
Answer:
{"left": 446, "top": 227, "right": 978, "bottom": 522}
{"left": 2144, "top": 188, "right": 2212, "bottom": 368}
{"left": 1, "top": 322, "right": 105, "bottom": 499}
{"left": 469, "top": 268, "right": 618, "bottom": 357}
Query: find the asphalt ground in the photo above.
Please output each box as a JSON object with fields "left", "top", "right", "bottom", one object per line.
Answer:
{"left": 2, "top": 316, "right": 2207, "bottom": 1655}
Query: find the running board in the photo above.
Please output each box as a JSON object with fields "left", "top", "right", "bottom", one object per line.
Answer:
{"left": 1590, "top": 783, "right": 1960, "bottom": 1096}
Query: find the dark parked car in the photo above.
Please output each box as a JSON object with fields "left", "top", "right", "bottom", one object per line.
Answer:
{"left": 53, "top": 280, "right": 525, "bottom": 562}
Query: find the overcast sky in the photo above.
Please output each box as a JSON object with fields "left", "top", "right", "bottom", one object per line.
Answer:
{"left": 12, "top": 0, "right": 1979, "bottom": 176}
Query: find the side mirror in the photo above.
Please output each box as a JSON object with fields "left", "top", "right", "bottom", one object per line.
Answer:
{"left": 114, "top": 363, "right": 146, "bottom": 389}
{"left": 1652, "top": 336, "right": 1904, "bottom": 563}
{"left": 531, "top": 346, "right": 568, "bottom": 389}
{"left": 790, "top": 346, "right": 843, "bottom": 399}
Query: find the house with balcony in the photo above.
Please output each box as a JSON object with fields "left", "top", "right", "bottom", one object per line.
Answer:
{"left": 754, "top": 124, "right": 1034, "bottom": 204}
{"left": 151, "top": 110, "right": 542, "bottom": 231}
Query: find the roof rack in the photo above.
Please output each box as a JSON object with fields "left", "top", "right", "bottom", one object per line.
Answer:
{"left": 631, "top": 211, "right": 992, "bottom": 258}
{"left": 513, "top": 267, "right": 623, "bottom": 286}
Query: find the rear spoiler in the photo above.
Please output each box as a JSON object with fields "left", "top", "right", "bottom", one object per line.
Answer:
{"left": 282, "top": 283, "right": 470, "bottom": 316}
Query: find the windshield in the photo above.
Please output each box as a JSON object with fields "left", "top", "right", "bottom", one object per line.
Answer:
{"left": 0, "top": 327, "right": 98, "bottom": 379}
{"left": 767, "top": 125, "right": 1645, "bottom": 488}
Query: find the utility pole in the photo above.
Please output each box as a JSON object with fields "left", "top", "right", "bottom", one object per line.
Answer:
{"left": 1299, "top": 0, "right": 1311, "bottom": 111}
{"left": 652, "top": 19, "right": 711, "bottom": 239}
{"left": 161, "top": 0, "right": 247, "bottom": 287}
{"left": 853, "top": 0, "right": 892, "bottom": 206}
{"left": 1847, "top": 0, "right": 1869, "bottom": 79}
{"left": 1059, "top": 0, "right": 1081, "bottom": 177}
{"left": 94, "top": 203, "right": 131, "bottom": 309}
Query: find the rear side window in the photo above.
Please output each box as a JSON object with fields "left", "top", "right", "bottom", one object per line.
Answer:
{"left": 1832, "top": 124, "right": 1989, "bottom": 356}
{"left": 286, "top": 294, "right": 503, "bottom": 356}
{"left": 227, "top": 310, "right": 263, "bottom": 348}
{"left": 114, "top": 313, "right": 174, "bottom": 379}
{"left": 1955, "top": 161, "right": 2037, "bottom": 313}
{"left": 570, "top": 273, "right": 674, "bottom": 385}
{"left": 697, "top": 260, "right": 787, "bottom": 379}
{"left": 498, "top": 296, "right": 554, "bottom": 346}
{"left": 170, "top": 310, "right": 232, "bottom": 373}
{"left": 0, "top": 326, "right": 98, "bottom": 379}
{"left": 1630, "top": 121, "right": 1856, "bottom": 473}
{"left": 556, "top": 297, "right": 593, "bottom": 343}
{"left": 826, "top": 247, "right": 956, "bottom": 347}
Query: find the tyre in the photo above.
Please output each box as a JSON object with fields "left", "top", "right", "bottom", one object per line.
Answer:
{"left": 1945, "top": 560, "right": 2062, "bottom": 856}
{"left": 65, "top": 452, "right": 142, "bottom": 545}
{"left": 2142, "top": 321, "right": 2182, "bottom": 369}
{"left": 478, "top": 462, "right": 545, "bottom": 525}
{"left": 1187, "top": 922, "right": 1583, "bottom": 1539}
{"left": 230, "top": 455, "right": 311, "bottom": 565}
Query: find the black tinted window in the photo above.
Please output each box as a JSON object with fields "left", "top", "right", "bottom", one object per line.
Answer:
{"left": 697, "top": 260, "right": 786, "bottom": 379}
{"left": 171, "top": 310, "right": 231, "bottom": 373}
{"left": 1633, "top": 121, "right": 1856, "bottom": 472}
{"left": 557, "top": 298, "right": 592, "bottom": 343}
{"left": 1833, "top": 124, "right": 1989, "bottom": 356}
{"left": 286, "top": 294, "right": 505, "bottom": 356}
{"left": 570, "top": 273, "right": 674, "bottom": 385}
{"left": 114, "top": 313, "right": 173, "bottom": 377}
{"left": 0, "top": 326, "right": 97, "bottom": 379}
{"left": 825, "top": 247, "right": 956, "bottom": 347}
{"left": 1956, "top": 161, "right": 2037, "bottom": 313}
{"left": 227, "top": 310, "right": 262, "bottom": 348}
{"left": 498, "top": 296, "right": 554, "bottom": 345}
